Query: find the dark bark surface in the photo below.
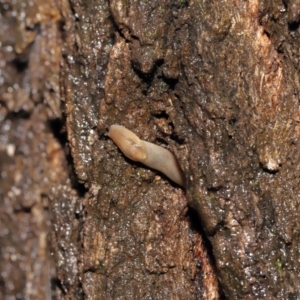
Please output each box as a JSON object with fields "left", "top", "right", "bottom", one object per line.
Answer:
{"left": 1, "top": 0, "right": 300, "bottom": 299}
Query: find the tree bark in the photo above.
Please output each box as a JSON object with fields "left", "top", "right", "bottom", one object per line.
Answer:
{"left": 1, "top": 0, "right": 300, "bottom": 299}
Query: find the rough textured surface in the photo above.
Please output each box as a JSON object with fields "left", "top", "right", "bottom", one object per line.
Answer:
{"left": 180, "top": 1, "right": 300, "bottom": 298}
{"left": 0, "top": 0, "right": 69, "bottom": 299}
{"left": 0, "top": 0, "right": 84, "bottom": 298}
{"left": 1, "top": 0, "right": 300, "bottom": 299}
{"left": 61, "top": 0, "right": 218, "bottom": 296}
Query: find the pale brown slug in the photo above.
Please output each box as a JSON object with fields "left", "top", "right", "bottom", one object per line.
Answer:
{"left": 108, "top": 125, "right": 185, "bottom": 187}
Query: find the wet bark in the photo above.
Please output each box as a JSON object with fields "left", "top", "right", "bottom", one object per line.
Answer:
{"left": 1, "top": 0, "right": 300, "bottom": 299}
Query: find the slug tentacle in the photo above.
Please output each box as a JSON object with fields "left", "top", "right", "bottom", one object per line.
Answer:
{"left": 108, "top": 125, "right": 185, "bottom": 187}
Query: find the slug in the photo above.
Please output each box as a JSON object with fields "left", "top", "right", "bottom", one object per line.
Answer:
{"left": 108, "top": 125, "right": 185, "bottom": 187}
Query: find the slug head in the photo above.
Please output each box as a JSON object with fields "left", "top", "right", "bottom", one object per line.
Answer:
{"left": 108, "top": 125, "right": 147, "bottom": 162}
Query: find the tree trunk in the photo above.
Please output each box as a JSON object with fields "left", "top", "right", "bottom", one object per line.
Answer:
{"left": 1, "top": 0, "right": 300, "bottom": 299}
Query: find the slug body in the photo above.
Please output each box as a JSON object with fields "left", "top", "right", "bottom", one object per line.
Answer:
{"left": 108, "top": 125, "right": 185, "bottom": 187}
